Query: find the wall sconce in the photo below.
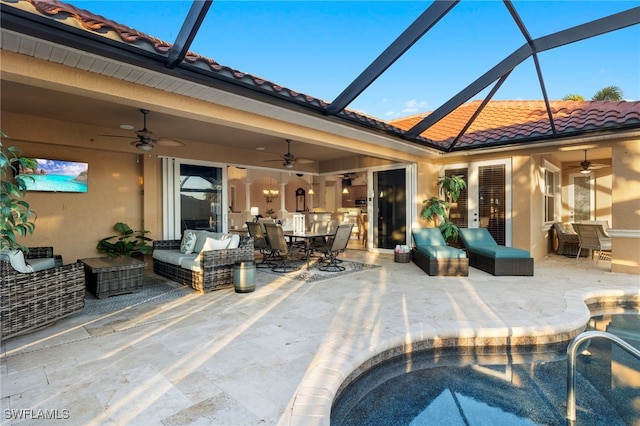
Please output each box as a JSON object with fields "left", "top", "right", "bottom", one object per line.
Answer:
{"left": 263, "top": 179, "right": 279, "bottom": 203}
{"left": 342, "top": 187, "right": 349, "bottom": 194}
{"left": 250, "top": 206, "right": 259, "bottom": 221}
{"left": 308, "top": 187, "right": 314, "bottom": 195}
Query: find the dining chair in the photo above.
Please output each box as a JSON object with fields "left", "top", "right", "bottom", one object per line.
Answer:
{"left": 572, "top": 223, "right": 612, "bottom": 263}
{"left": 246, "top": 221, "right": 278, "bottom": 268}
{"left": 263, "top": 223, "right": 301, "bottom": 273}
{"left": 318, "top": 224, "right": 353, "bottom": 272}
{"left": 358, "top": 213, "right": 368, "bottom": 247}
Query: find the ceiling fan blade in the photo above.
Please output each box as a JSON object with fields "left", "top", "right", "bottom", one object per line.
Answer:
{"left": 99, "top": 134, "right": 132, "bottom": 139}
{"left": 156, "top": 138, "right": 184, "bottom": 147}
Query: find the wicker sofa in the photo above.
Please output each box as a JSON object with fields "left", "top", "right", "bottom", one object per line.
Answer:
{"left": 152, "top": 232, "right": 254, "bottom": 292}
{"left": 0, "top": 247, "right": 85, "bottom": 340}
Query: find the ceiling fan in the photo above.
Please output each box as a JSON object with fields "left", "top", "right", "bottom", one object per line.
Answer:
{"left": 99, "top": 109, "right": 184, "bottom": 151}
{"left": 566, "top": 150, "right": 609, "bottom": 174}
{"left": 264, "top": 139, "right": 313, "bottom": 169}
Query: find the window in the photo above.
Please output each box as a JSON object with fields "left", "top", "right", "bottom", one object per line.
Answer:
{"left": 542, "top": 160, "right": 560, "bottom": 224}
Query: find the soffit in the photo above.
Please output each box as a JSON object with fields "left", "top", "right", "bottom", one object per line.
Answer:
{"left": 1, "top": 0, "right": 639, "bottom": 162}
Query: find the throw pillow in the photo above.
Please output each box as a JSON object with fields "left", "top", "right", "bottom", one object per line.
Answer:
{"left": 227, "top": 234, "right": 241, "bottom": 249}
{"left": 8, "top": 250, "right": 34, "bottom": 273}
{"left": 180, "top": 230, "right": 198, "bottom": 254}
{"left": 200, "top": 237, "right": 230, "bottom": 254}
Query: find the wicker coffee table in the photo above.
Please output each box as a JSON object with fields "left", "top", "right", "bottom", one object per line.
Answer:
{"left": 80, "top": 256, "right": 147, "bottom": 299}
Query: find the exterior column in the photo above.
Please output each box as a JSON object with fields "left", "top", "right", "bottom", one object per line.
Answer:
{"left": 278, "top": 182, "right": 288, "bottom": 219}
{"left": 245, "top": 182, "right": 253, "bottom": 224}
{"left": 610, "top": 140, "right": 640, "bottom": 274}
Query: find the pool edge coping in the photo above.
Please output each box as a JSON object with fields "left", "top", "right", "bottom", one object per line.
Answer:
{"left": 284, "top": 288, "right": 640, "bottom": 426}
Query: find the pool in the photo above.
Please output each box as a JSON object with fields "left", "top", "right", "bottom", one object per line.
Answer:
{"left": 332, "top": 309, "right": 639, "bottom": 425}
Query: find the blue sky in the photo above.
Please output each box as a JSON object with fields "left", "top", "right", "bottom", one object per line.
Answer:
{"left": 69, "top": 1, "right": 639, "bottom": 120}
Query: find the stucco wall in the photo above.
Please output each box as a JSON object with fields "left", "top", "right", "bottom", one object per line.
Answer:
{"left": 611, "top": 141, "right": 640, "bottom": 274}
{"left": 12, "top": 141, "right": 144, "bottom": 265}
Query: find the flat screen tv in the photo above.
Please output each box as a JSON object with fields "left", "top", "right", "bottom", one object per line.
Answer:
{"left": 19, "top": 158, "right": 88, "bottom": 193}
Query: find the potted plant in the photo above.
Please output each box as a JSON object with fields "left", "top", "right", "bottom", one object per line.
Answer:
{"left": 97, "top": 222, "right": 153, "bottom": 258}
{"left": 421, "top": 175, "right": 467, "bottom": 244}
{"left": 0, "top": 133, "right": 38, "bottom": 252}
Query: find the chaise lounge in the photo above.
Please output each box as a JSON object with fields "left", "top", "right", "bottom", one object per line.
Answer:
{"left": 459, "top": 228, "right": 534, "bottom": 276}
{"left": 411, "top": 228, "right": 469, "bottom": 276}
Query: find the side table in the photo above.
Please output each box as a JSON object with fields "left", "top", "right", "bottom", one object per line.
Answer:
{"left": 79, "top": 256, "right": 147, "bottom": 299}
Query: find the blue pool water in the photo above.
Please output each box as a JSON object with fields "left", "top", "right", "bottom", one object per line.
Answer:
{"left": 332, "top": 311, "right": 639, "bottom": 425}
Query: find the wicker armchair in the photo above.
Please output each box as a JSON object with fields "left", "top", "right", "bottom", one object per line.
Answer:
{"left": 1, "top": 247, "right": 85, "bottom": 340}
{"left": 552, "top": 222, "right": 580, "bottom": 256}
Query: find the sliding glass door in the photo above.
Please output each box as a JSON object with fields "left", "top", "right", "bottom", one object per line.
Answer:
{"left": 162, "top": 158, "right": 227, "bottom": 239}
{"left": 369, "top": 164, "right": 415, "bottom": 251}
{"left": 179, "top": 163, "right": 224, "bottom": 233}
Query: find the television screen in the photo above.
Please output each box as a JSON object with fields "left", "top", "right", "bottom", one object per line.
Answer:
{"left": 20, "top": 159, "right": 88, "bottom": 193}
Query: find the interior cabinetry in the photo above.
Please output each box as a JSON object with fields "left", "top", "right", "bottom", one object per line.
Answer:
{"left": 342, "top": 185, "right": 366, "bottom": 207}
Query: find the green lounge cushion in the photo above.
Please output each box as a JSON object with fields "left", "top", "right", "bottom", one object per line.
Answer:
{"left": 411, "top": 228, "right": 446, "bottom": 246}
{"left": 415, "top": 245, "right": 467, "bottom": 259}
{"left": 459, "top": 228, "right": 498, "bottom": 247}
{"left": 469, "top": 245, "right": 531, "bottom": 259}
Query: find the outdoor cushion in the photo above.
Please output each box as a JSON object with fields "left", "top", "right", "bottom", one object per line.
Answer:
{"left": 152, "top": 250, "right": 197, "bottom": 266}
{"left": 469, "top": 245, "right": 531, "bottom": 259}
{"left": 180, "top": 258, "right": 202, "bottom": 272}
{"left": 193, "top": 231, "right": 227, "bottom": 253}
{"left": 459, "top": 228, "right": 498, "bottom": 247}
{"left": 180, "top": 230, "right": 198, "bottom": 254}
{"left": 200, "top": 237, "right": 230, "bottom": 253}
{"left": 5, "top": 250, "right": 34, "bottom": 273}
{"left": 415, "top": 245, "right": 467, "bottom": 259}
{"left": 411, "top": 228, "right": 446, "bottom": 246}
{"left": 28, "top": 257, "right": 56, "bottom": 272}
{"left": 226, "top": 233, "right": 241, "bottom": 249}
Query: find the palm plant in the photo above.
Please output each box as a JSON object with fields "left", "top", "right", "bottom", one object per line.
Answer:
{"left": 562, "top": 86, "right": 624, "bottom": 102}
{"left": 562, "top": 94, "right": 585, "bottom": 101}
{"left": 592, "top": 86, "right": 623, "bottom": 101}
{"left": 1, "top": 133, "right": 38, "bottom": 251}
{"left": 421, "top": 175, "right": 467, "bottom": 243}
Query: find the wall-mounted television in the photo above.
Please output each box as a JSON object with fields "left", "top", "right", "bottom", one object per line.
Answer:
{"left": 20, "top": 159, "right": 88, "bottom": 193}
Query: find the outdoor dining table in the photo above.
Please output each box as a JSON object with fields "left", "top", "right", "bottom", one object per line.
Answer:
{"left": 283, "top": 230, "right": 335, "bottom": 270}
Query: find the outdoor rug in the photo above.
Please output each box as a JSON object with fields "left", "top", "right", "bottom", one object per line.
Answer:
{"left": 257, "top": 259, "right": 380, "bottom": 283}
{"left": 73, "top": 274, "right": 194, "bottom": 318}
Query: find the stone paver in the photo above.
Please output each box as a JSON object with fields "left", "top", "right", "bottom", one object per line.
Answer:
{"left": 1, "top": 252, "right": 638, "bottom": 425}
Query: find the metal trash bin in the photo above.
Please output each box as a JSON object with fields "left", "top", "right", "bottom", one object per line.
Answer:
{"left": 233, "top": 260, "right": 256, "bottom": 293}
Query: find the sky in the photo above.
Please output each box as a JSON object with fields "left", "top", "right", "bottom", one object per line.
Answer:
{"left": 68, "top": 1, "right": 640, "bottom": 120}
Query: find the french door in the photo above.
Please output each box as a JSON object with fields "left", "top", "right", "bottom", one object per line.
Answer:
{"left": 444, "top": 159, "right": 512, "bottom": 246}
{"left": 568, "top": 173, "right": 594, "bottom": 222}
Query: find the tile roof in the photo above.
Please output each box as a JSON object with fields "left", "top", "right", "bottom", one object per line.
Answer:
{"left": 10, "top": 0, "right": 640, "bottom": 152}
{"left": 18, "top": 0, "right": 410, "bottom": 139}
{"left": 389, "top": 100, "right": 640, "bottom": 150}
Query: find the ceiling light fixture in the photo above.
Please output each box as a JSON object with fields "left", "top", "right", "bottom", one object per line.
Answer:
{"left": 263, "top": 179, "right": 279, "bottom": 203}
{"left": 136, "top": 142, "right": 153, "bottom": 151}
